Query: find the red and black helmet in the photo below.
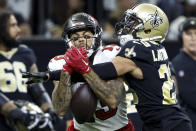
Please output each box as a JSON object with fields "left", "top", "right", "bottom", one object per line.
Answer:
{"left": 62, "top": 12, "right": 102, "bottom": 55}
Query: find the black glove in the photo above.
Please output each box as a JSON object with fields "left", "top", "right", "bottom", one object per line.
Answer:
{"left": 38, "top": 113, "right": 55, "bottom": 131}
{"left": 9, "top": 108, "right": 55, "bottom": 131}
{"left": 22, "top": 72, "right": 49, "bottom": 84}
{"left": 9, "top": 108, "right": 41, "bottom": 130}
{"left": 46, "top": 108, "right": 59, "bottom": 124}
{"left": 46, "top": 108, "right": 66, "bottom": 131}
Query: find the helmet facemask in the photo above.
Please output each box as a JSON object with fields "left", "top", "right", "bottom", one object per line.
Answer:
{"left": 115, "top": 10, "right": 143, "bottom": 45}
{"left": 62, "top": 13, "right": 102, "bottom": 57}
{"left": 115, "top": 10, "right": 143, "bottom": 36}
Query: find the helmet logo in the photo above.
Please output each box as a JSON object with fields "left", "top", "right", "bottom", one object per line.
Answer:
{"left": 89, "top": 16, "right": 98, "bottom": 25}
{"left": 146, "top": 10, "right": 163, "bottom": 28}
{"left": 73, "top": 22, "right": 85, "bottom": 26}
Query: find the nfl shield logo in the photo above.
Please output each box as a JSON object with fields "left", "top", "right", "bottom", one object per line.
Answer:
{"left": 178, "top": 70, "right": 185, "bottom": 77}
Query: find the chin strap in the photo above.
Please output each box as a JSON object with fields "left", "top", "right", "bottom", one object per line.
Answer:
{"left": 140, "top": 36, "right": 163, "bottom": 42}
{"left": 119, "top": 34, "right": 134, "bottom": 46}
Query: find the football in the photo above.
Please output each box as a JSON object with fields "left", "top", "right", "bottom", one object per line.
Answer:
{"left": 71, "top": 83, "right": 97, "bottom": 124}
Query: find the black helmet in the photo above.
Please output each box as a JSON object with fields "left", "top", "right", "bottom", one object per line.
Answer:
{"left": 62, "top": 12, "right": 102, "bottom": 56}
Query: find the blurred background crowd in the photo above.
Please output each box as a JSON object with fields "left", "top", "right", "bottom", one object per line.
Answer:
{"left": 0, "top": 0, "right": 192, "bottom": 68}
{"left": 1, "top": 0, "right": 195, "bottom": 40}
{"left": 0, "top": 0, "right": 196, "bottom": 130}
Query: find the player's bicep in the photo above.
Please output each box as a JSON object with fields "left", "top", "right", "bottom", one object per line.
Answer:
{"left": 30, "top": 63, "right": 39, "bottom": 73}
{"left": 112, "top": 56, "right": 137, "bottom": 76}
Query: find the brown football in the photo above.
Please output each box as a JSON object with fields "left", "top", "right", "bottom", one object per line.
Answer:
{"left": 71, "top": 83, "right": 97, "bottom": 124}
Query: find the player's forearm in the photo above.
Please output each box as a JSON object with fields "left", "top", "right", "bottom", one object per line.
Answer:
{"left": 40, "top": 103, "right": 53, "bottom": 112}
{"left": 0, "top": 93, "right": 17, "bottom": 116}
{"left": 28, "top": 83, "right": 53, "bottom": 111}
{"left": 83, "top": 70, "right": 124, "bottom": 109}
{"left": 52, "top": 71, "right": 72, "bottom": 117}
{"left": 1, "top": 101, "right": 17, "bottom": 117}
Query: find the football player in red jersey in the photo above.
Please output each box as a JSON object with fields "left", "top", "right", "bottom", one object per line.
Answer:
{"left": 49, "top": 12, "right": 134, "bottom": 131}
{"left": 0, "top": 10, "right": 64, "bottom": 131}
{"left": 22, "top": 12, "right": 135, "bottom": 131}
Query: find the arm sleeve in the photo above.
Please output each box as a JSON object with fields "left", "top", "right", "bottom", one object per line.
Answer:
{"left": 28, "top": 83, "right": 52, "bottom": 106}
{"left": 48, "top": 65, "right": 117, "bottom": 81}
{"left": 0, "top": 92, "right": 10, "bottom": 110}
{"left": 91, "top": 62, "right": 118, "bottom": 80}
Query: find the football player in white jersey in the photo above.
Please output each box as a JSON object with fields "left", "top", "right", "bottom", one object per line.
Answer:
{"left": 49, "top": 13, "right": 134, "bottom": 131}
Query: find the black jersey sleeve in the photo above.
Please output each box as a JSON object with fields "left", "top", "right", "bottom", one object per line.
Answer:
{"left": 19, "top": 44, "right": 37, "bottom": 67}
{"left": 117, "top": 40, "right": 153, "bottom": 67}
{"left": 118, "top": 41, "right": 152, "bottom": 63}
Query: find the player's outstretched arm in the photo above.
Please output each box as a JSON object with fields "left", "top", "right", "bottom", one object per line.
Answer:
{"left": 112, "top": 56, "right": 143, "bottom": 79}
{"left": 28, "top": 64, "right": 53, "bottom": 112}
{"left": 83, "top": 70, "right": 125, "bottom": 109}
{"left": 22, "top": 71, "right": 49, "bottom": 84}
{"left": 52, "top": 70, "right": 72, "bottom": 117}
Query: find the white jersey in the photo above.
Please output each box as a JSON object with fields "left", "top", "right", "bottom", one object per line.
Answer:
{"left": 48, "top": 45, "right": 128, "bottom": 131}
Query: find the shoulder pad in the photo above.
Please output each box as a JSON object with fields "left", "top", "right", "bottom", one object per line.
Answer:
{"left": 93, "top": 44, "right": 121, "bottom": 64}
{"left": 101, "top": 44, "right": 121, "bottom": 54}
{"left": 118, "top": 40, "right": 152, "bottom": 63}
{"left": 48, "top": 55, "right": 65, "bottom": 72}
{"left": 19, "top": 44, "right": 29, "bottom": 48}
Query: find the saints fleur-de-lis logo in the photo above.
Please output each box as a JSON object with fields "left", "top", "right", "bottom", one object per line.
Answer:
{"left": 125, "top": 46, "right": 136, "bottom": 58}
{"left": 148, "top": 10, "right": 163, "bottom": 27}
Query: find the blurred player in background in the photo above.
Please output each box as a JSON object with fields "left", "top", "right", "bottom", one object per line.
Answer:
{"left": 172, "top": 17, "right": 196, "bottom": 130}
{"left": 51, "top": 12, "right": 134, "bottom": 131}
{"left": 65, "top": 3, "right": 193, "bottom": 131}
{"left": 0, "top": 10, "right": 64, "bottom": 131}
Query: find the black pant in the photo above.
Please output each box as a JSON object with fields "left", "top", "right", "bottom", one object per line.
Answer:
{"left": 142, "top": 120, "right": 193, "bottom": 131}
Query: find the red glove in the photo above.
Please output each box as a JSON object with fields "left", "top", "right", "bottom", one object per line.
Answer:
{"left": 62, "top": 62, "right": 73, "bottom": 74}
{"left": 64, "top": 46, "right": 92, "bottom": 74}
{"left": 79, "top": 46, "right": 88, "bottom": 57}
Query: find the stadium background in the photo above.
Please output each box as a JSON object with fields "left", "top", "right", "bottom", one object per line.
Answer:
{"left": 6, "top": 0, "right": 194, "bottom": 95}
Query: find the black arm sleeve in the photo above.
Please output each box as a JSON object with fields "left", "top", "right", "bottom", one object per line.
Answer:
{"left": 28, "top": 83, "right": 52, "bottom": 106}
{"left": 48, "top": 70, "right": 61, "bottom": 81}
{"left": 48, "top": 62, "right": 117, "bottom": 81}
{"left": 0, "top": 92, "right": 10, "bottom": 110}
{"left": 48, "top": 70, "right": 85, "bottom": 82}
{"left": 91, "top": 62, "right": 118, "bottom": 80}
